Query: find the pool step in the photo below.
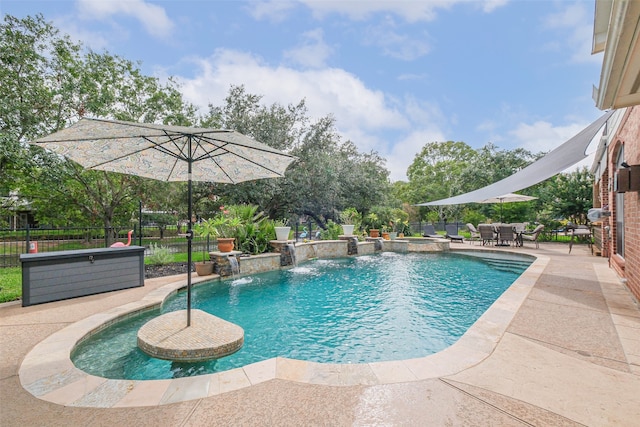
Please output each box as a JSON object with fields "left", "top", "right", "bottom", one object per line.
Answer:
{"left": 483, "top": 258, "right": 531, "bottom": 274}
{"left": 452, "top": 251, "right": 532, "bottom": 274}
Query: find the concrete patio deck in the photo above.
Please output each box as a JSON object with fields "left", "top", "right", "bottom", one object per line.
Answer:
{"left": 1, "top": 242, "right": 639, "bottom": 426}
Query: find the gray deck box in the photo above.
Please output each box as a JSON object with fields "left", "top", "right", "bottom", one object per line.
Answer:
{"left": 20, "top": 246, "right": 145, "bottom": 306}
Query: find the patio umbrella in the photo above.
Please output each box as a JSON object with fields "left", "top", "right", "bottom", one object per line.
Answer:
{"left": 31, "top": 117, "right": 297, "bottom": 326}
{"left": 478, "top": 193, "right": 537, "bottom": 223}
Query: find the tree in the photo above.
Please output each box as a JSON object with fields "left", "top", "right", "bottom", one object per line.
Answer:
{"left": 1, "top": 13, "right": 82, "bottom": 210}
{"left": 406, "top": 141, "right": 476, "bottom": 222}
{"left": 458, "top": 143, "right": 541, "bottom": 222}
{"left": 198, "top": 85, "right": 391, "bottom": 226}
{"left": 539, "top": 167, "right": 594, "bottom": 224}
{"left": 2, "top": 14, "right": 197, "bottom": 239}
{"left": 197, "top": 85, "right": 308, "bottom": 216}
{"left": 459, "top": 143, "right": 539, "bottom": 190}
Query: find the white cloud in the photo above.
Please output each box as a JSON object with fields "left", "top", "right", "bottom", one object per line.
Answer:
{"left": 283, "top": 28, "right": 333, "bottom": 68}
{"left": 52, "top": 15, "right": 112, "bottom": 51}
{"left": 178, "top": 49, "right": 407, "bottom": 129}
{"left": 301, "top": 0, "right": 444, "bottom": 22}
{"left": 247, "top": 0, "right": 298, "bottom": 22}
{"left": 397, "top": 73, "right": 428, "bottom": 81}
{"left": 364, "top": 17, "right": 431, "bottom": 61}
{"left": 174, "top": 48, "right": 450, "bottom": 181}
{"left": 481, "top": 0, "right": 509, "bottom": 13}
{"left": 251, "top": 0, "right": 507, "bottom": 23}
{"left": 543, "top": 2, "right": 600, "bottom": 64}
{"left": 510, "top": 119, "right": 587, "bottom": 154}
{"left": 76, "top": 0, "right": 174, "bottom": 39}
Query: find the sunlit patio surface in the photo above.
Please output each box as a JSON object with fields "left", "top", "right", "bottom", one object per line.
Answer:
{"left": 1, "top": 242, "right": 639, "bottom": 426}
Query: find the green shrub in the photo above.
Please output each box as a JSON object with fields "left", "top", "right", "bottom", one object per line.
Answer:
{"left": 320, "top": 220, "right": 342, "bottom": 240}
{"left": 146, "top": 243, "right": 173, "bottom": 265}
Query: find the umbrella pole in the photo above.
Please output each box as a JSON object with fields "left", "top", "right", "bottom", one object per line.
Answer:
{"left": 186, "top": 155, "right": 193, "bottom": 327}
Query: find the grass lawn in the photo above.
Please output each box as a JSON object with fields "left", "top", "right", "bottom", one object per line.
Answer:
{"left": 0, "top": 267, "right": 21, "bottom": 303}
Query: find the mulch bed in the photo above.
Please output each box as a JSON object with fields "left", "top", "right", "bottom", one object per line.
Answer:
{"left": 144, "top": 262, "right": 194, "bottom": 279}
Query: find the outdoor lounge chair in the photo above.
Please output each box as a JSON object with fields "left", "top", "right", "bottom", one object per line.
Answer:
{"left": 466, "top": 223, "right": 480, "bottom": 244}
{"left": 521, "top": 224, "right": 544, "bottom": 248}
{"left": 445, "top": 224, "right": 464, "bottom": 243}
{"left": 422, "top": 224, "right": 440, "bottom": 238}
{"left": 478, "top": 224, "right": 497, "bottom": 246}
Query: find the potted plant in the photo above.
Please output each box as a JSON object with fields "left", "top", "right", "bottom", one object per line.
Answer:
{"left": 391, "top": 219, "right": 409, "bottom": 239}
{"left": 274, "top": 219, "right": 291, "bottom": 241}
{"left": 365, "top": 213, "right": 381, "bottom": 238}
{"left": 381, "top": 222, "right": 391, "bottom": 240}
{"left": 193, "top": 221, "right": 215, "bottom": 276}
{"left": 340, "top": 208, "right": 360, "bottom": 236}
{"left": 197, "top": 206, "right": 242, "bottom": 256}
{"left": 391, "top": 209, "right": 410, "bottom": 239}
{"left": 388, "top": 222, "right": 397, "bottom": 240}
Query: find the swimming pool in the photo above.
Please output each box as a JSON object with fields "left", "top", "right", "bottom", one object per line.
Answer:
{"left": 72, "top": 251, "right": 532, "bottom": 380}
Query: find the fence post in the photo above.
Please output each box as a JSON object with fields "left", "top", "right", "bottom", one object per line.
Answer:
{"left": 138, "top": 200, "right": 143, "bottom": 246}
{"left": 25, "top": 223, "right": 30, "bottom": 254}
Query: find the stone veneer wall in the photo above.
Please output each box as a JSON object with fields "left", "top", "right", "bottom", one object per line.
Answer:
{"left": 212, "top": 238, "right": 451, "bottom": 279}
{"left": 235, "top": 253, "right": 281, "bottom": 275}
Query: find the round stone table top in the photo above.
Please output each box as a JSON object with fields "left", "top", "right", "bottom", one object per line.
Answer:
{"left": 137, "top": 309, "right": 244, "bottom": 362}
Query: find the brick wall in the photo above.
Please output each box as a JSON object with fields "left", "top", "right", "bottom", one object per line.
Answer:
{"left": 599, "top": 171, "right": 611, "bottom": 257}
{"left": 606, "top": 106, "right": 640, "bottom": 302}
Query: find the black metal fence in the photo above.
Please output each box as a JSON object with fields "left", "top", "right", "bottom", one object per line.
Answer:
{"left": 1, "top": 221, "right": 474, "bottom": 268}
{"left": 0, "top": 225, "right": 211, "bottom": 268}
{"left": 410, "top": 221, "right": 465, "bottom": 234}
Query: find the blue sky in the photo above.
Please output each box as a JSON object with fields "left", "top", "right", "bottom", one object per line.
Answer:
{"left": 3, "top": 0, "right": 605, "bottom": 181}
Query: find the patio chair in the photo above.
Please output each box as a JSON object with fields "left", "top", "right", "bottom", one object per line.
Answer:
{"left": 521, "top": 224, "right": 544, "bottom": 248}
{"left": 423, "top": 224, "right": 439, "bottom": 238}
{"left": 478, "top": 224, "right": 497, "bottom": 246}
{"left": 568, "top": 225, "right": 591, "bottom": 254}
{"left": 497, "top": 225, "right": 516, "bottom": 246}
{"left": 445, "top": 224, "right": 464, "bottom": 243}
{"left": 466, "top": 223, "right": 480, "bottom": 244}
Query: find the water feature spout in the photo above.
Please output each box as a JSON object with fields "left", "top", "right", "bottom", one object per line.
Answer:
{"left": 228, "top": 255, "right": 240, "bottom": 277}
{"left": 287, "top": 243, "right": 297, "bottom": 267}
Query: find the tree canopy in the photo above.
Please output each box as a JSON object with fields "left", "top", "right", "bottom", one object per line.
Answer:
{"left": 1, "top": 13, "right": 597, "bottom": 235}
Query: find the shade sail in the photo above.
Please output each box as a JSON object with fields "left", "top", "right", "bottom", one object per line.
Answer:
{"left": 416, "top": 110, "right": 614, "bottom": 206}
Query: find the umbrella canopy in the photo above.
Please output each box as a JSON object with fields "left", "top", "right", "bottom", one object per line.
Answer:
{"left": 31, "top": 118, "right": 296, "bottom": 183}
{"left": 478, "top": 193, "right": 538, "bottom": 204}
{"left": 31, "top": 117, "right": 297, "bottom": 326}
{"left": 477, "top": 193, "right": 537, "bottom": 223}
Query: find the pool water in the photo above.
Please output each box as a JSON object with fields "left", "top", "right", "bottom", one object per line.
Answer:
{"left": 72, "top": 251, "right": 532, "bottom": 380}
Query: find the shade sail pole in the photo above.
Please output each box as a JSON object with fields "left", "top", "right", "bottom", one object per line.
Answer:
{"left": 187, "top": 137, "right": 193, "bottom": 327}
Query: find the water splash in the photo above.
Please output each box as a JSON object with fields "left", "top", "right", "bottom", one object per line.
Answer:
{"left": 287, "top": 243, "right": 297, "bottom": 266}
{"left": 290, "top": 266, "right": 316, "bottom": 274}
{"left": 228, "top": 256, "right": 240, "bottom": 277}
{"left": 231, "top": 277, "right": 253, "bottom": 286}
